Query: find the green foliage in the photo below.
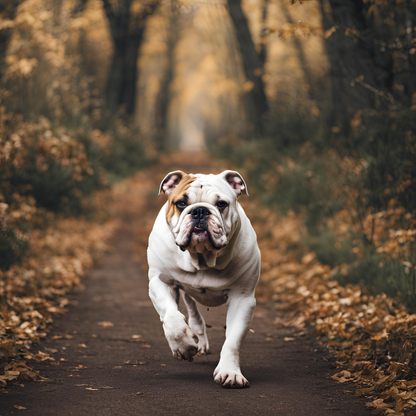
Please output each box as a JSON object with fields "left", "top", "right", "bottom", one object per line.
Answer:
{"left": 214, "top": 137, "right": 342, "bottom": 228}
{"left": 306, "top": 226, "right": 356, "bottom": 268}
{"left": 214, "top": 108, "right": 416, "bottom": 309}
{"left": 335, "top": 251, "right": 416, "bottom": 310}
{"left": 344, "top": 110, "right": 416, "bottom": 213}
{"left": 0, "top": 228, "right": 28, "bottom": 270}
{"left": 80, "top": 131, "right": 151, "bottom": 184}
{"left": 9, "top": 158, "right": 95, "bottom": 215}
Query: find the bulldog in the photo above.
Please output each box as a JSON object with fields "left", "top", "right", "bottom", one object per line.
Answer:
{"left": 147, "top": 170, "right": 260, "bottom": 388}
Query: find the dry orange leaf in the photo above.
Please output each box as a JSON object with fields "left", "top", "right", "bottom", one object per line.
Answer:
{"left": 98, "top": 321, "right": 114, "bottom": 328}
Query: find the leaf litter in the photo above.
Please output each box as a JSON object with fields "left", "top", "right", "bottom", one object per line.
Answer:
{"left": 248, "top": 201, "right": 416, "bottom": 415}
{"left": 0, "top": 167, "right": 154, "bottom": 388}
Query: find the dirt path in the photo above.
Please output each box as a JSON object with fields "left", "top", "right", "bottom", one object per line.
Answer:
{"left": 1, "top": 158, "right": 369, "bottom": 415}
{"left": 2, "top": 229, "right": 368, "bottom": 416}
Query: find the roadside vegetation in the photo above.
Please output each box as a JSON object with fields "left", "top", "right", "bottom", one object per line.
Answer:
{"left": 216, "top": 110, "right": 416, "bottom": 310}
{"left": 214, "top": 0, "right": 416, "bottom": 311}
{"left": 0, "top": 0, "right": 152, "bottom": 385}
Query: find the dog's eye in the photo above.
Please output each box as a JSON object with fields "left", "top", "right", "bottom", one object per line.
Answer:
{"left": 176, "top": 200, "right": 187, "bottom": 210}
{"left": 216, "top": 201, "right": 228, "bottom": 209}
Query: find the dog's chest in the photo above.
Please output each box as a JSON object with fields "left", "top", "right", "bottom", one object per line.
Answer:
{"left": 180, "top": 283, "right": 228, "bottom": 306}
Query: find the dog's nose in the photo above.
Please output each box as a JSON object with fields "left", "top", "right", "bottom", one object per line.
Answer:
{"left": 191, "top": 207, "right": 211, "bottom": 219}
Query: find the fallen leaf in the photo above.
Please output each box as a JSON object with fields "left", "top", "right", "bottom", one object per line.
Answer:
{"left": 98, "top": 322, "right": 114, "bottom": 328}
{"left": 124, "top": 360, "right": 139, "bottom": 365}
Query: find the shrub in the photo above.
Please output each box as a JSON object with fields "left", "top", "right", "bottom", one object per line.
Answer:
{"left": 0, "top": 114, "right": 150, "bottom": 271}
{"left": 213, "top": 109, "right": 416, "bottom": 309}
{"left": 0, "top": 226, "right": 28, "bottom": 270}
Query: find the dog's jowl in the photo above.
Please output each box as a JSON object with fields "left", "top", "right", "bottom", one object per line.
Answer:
{"left": 147, "top": 170, "right": 261, "bottom": 388}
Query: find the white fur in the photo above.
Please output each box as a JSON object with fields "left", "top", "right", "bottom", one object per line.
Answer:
{"left": 147, "top": 171, "right": 260, "bottom": 388}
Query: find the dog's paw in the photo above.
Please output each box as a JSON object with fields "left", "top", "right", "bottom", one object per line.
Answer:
{"left": 197, "top": 345, "right": 210, "bottom": 355}
{"left": 213, "top": 366, "right": 250, "bottom": 388}
{"left": 195, "top": 334, "right": 210, "bottom": 355}
{"left": 163, "top": 315, "right": 199, "bottom": 362}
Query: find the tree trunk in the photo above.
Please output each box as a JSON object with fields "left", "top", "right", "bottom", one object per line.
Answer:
{"left": 122, "top": 31, "right": 144, "bottom": 115}
{"left": 154, "top": 2, "right": 180, "bottom": 150}
{"left": 227, "top": 0, "right": 268, "bottom": 135}
{"left": 320, "top": 0, "right": 387, "bottom": 134}
{"left": 102, "top": 0, "right": 158, "bottom": 115}
{"left": 259, "top": 0, "right": 268, "bottom": 67}
{"left": 280, "top": 0, "right": 318, "bottom": 104}
{"left": 106, "top": 38, "right": 129, "bottom": 114}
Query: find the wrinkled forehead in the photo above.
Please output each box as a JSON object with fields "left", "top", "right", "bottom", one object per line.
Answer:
{"left": 187, "top": 174, "right": 234, "bottom": 202}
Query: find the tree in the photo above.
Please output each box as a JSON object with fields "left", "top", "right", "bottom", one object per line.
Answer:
{"left": 153, "top": 0, "right": 181, "bottom": 150}
{"left": 320, "top": 0, "right": 392, "bottom": 134}
{"left": 227, "top": 0, "right": 268, "bottom": 135}
{"left": 102, "top": 0, "right": 159, "bottom": 115}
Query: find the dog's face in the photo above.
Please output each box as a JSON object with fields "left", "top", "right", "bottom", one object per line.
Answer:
{"left": 159, "top": 170, "right": 248, "bottom": 255}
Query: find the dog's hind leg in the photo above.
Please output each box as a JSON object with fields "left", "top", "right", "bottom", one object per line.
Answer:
{"left": 182, "top": 292, "right": 210, "bottom": 355}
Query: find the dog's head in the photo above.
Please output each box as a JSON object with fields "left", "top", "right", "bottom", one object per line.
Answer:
{"left": 159, "top": 170, "right": 248, "bottom": 258}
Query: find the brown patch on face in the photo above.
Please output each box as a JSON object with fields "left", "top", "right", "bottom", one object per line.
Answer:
{"left": 165, "top": 174, "right": 196, "bottom": 225}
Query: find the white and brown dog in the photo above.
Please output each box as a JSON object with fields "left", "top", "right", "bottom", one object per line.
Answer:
{"left": 147, "top": 170, "right": 260, "bottom": 388}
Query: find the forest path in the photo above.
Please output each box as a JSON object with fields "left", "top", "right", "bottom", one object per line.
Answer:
{"left": 1, "top": 156, "right": 368, "bottom": 416}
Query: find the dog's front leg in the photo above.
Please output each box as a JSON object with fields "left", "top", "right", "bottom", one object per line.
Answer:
{"left": 149, "top": 276, "right": 199, "bottom": 362}
{"left": 214, "top": 294, "right": 256, "bottom": 388}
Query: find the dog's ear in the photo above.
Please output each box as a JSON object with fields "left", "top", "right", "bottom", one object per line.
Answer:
{"left": 220, "top": 170, "right": 249, "bottom": 197}
{"left": 158, "top": 170, "right": 186, "bottom": 196}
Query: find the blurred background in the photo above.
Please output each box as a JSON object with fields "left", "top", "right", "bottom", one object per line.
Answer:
{"left": 0, "top": 0, "right": 415, "bottom": 309}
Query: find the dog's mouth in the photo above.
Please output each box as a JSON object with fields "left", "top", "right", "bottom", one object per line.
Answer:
{"left": 174, "top": 207, "right": 229, "bottom": 253}
{"left": 192, "top": 225, "right": 207, "bottom": 236}
{"left": 177, "top": 223, "right": 224, "bottom": 252}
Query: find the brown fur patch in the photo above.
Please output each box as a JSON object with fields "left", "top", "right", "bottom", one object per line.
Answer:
{"left": 165, "top": 174, "right": 196, "bottom": 224}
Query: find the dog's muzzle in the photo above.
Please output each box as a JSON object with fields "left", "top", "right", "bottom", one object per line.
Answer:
{"left": 190, "top": 206, "right": 211, "bottom": 235}
{"left": 173, "top": 203, "right": 228, "bottom": 252}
